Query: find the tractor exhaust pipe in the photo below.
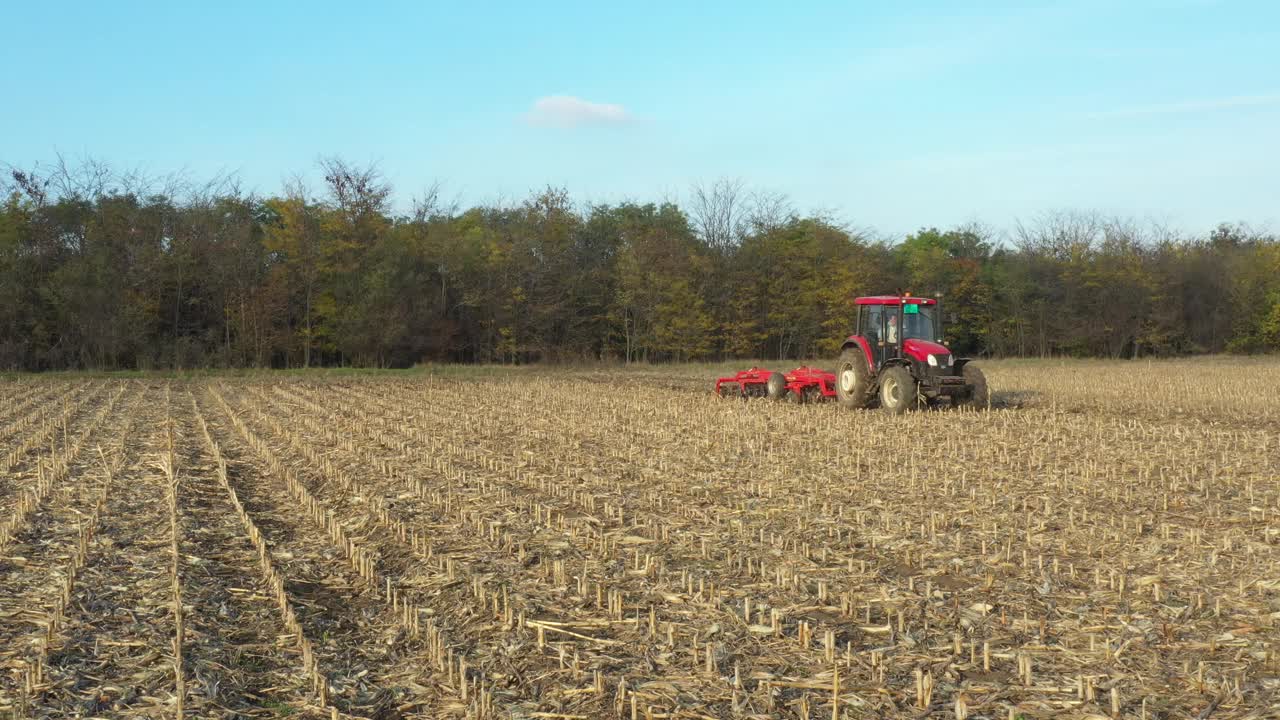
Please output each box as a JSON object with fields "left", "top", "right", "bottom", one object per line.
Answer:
{"left": 936, "top": 290, "right": 944, "bottom": 347}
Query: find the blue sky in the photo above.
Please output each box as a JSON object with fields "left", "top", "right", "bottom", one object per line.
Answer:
{"left": 3, "top": 0, "right": 1277, "bottom": 236}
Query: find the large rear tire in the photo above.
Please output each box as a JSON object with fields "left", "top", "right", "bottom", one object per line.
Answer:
{"left": 878, "top": 366, "right": 916, "bottom": 415}
{"left": 959, "top": 364, "right": 989, "bottom": 409}
{"left": 835, "top": 347, "right": 871, "bottom": 410}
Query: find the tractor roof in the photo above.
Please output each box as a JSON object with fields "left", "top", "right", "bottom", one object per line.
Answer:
{"left": 855, "top": 295, "right": 937, "bottom": 306}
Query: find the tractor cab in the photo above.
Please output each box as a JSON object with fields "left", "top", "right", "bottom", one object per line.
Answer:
{"left": 856, "top": 296, "right": 943, "bottom": 368}
{"left": 836, "top": 294, "right": 988, "bottom": 413}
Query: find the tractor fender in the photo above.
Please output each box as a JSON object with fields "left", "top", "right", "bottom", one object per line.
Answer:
{"left": 879, "top": 357, "right": 915, "bottom": 377}
{"left": 841, "top": 336, "right": 875, "bottom": 373}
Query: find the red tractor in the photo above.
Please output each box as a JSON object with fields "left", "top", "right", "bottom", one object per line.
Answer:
{"left": 835, "top": 294, "right": 988, "bottom": 413}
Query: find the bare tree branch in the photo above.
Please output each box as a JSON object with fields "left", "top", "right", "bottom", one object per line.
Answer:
{"left": 689, "top": 177, "right": 747, "bottom": 251}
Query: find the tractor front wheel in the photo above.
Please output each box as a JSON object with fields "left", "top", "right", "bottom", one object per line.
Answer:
{"left": 878, "top": 366, "right": 916, "bottom": 414}
{"left": 959, "top": 364, "right": 990, "bottom": 409}
{"left": 835, "top": 348, "right": 871, "bottom": 409}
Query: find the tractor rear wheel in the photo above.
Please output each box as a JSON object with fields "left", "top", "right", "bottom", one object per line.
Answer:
{"left": 878, "top": 366, "right": 916, "bottom": 414}
{"left": 766, "top": 372, "right": 788, "bottom": 401}
{"left": 959, "top": 364, "right": 990, "bottom": 409}
{"left": 835, "top": 348, "right": 871, "bottom": 409}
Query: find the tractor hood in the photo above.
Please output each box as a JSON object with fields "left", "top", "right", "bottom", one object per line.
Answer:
{"left": 902, "top": 338, "right": 950, "bottom": 362}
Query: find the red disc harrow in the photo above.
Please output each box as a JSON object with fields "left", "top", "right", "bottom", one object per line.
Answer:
{"left": 715, "top": 366, "right": 837, "bottom": 402}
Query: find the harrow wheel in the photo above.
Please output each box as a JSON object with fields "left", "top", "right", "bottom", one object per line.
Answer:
{"left": 766, "top": 372, "right": 788, "bottom": 401}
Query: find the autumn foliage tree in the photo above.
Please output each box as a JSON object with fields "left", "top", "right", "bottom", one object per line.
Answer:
{"left": 1, "top": 158, "right": 1279, "bottom": 370}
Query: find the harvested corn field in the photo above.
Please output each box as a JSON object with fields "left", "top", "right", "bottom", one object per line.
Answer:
{"left": 1, "top": 359, "right": 1278, "bottom": 719}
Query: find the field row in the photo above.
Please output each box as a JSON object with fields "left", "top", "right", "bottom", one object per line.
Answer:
{"left": 0, "top": 371, "right": 1276, "bottom": 719}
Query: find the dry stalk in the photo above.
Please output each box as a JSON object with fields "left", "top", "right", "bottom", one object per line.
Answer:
{"left": 188, "top": 393, "right": 333, "bottom": 709}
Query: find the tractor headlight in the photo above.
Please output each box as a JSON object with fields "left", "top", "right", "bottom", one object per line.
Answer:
{"left": 927, "top": 354, "right": 951, "bottom": 368}
{"left": 927, "top": 354, "right": 939, "bottom": 367}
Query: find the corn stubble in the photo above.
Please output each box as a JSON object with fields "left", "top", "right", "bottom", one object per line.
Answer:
{"left": 0, "top": 358, "right": 1276, "bottom": 719}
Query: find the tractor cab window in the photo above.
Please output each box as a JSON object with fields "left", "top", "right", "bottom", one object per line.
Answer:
{"left": 861, "top": 302, "right": 938, "bottom": 344}
{"left": 861, "top": 305, "right": 885, "bottom": 345}
{"left": 902, "top": 305, "right": 938, "bottom": 342}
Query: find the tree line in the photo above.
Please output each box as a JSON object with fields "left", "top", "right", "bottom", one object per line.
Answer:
{"left": 1, "top": 158, "right": 1277, "bottom": 371}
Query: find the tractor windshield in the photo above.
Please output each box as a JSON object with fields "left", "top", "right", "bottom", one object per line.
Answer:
{"left": 902, "top": 305, "right": 938, "bottom": 342}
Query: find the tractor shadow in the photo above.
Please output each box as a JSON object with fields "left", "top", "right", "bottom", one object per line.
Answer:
{"left": 921, "top": 388, "right": 1040, "bottom": 412}
{"left": 990, "top": 388, "right": 1040, "bottom": 409}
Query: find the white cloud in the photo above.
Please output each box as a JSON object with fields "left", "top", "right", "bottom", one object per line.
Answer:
{"left": 525, "top": 95, "right": 631, "bottom": 128}
{"left": 1090, "top": 93, "right": 1280, "bottom": 119}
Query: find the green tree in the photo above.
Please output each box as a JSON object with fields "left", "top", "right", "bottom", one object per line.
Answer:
{"left": 896, "top": 227, "right": 993, "bottom": 354}
{"left": 609, "top": 203, "right": 705, "bottom": 361}
{"left": 262, "top": 192, "right": 325, "bottom": 366}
